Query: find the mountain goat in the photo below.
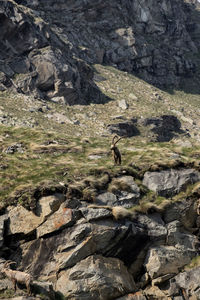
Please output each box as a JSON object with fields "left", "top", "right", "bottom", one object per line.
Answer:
{"left": 110, "top": 135, "right": 123, "bottom": 165}
{"left": 1, "top": 260, "right": 31, "bottom": 295}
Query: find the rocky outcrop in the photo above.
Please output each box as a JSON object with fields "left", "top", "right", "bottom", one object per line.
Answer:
{"left": 138, "top": 115, "right": 183, "bottom": 142}
{"left": 1, "top": 167, "right": 200, "bottom": 299}
{"left": 0, "top": 1, "right": 104, "bottom": 104}
{"left": 107, "top": 121, "right": 140, "bottom": 137}
{"left": 0, "top": 0, "right": 200, "bottom": 103}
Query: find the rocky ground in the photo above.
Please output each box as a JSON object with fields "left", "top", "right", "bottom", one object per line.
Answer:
{"left": 0, "top": 0, "right": 200, "bottom": 299}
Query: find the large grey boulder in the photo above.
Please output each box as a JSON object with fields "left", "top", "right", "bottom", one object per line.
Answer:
{"left": 56, "top": 255, "right": 136, "bottom": 300}
{"left": 142, "top": 168, "right": 200, "bottom": 197}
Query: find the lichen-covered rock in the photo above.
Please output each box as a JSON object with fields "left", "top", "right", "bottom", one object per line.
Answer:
{"left": 56, "top": 255, "right": 136, "bottom": 300}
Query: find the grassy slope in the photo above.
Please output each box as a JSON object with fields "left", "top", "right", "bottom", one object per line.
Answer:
{"left": 0, "top": 65, "right": 200, "bottom": 210}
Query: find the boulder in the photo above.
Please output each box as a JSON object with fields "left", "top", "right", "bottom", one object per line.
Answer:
{"left": 137, "top": 213, "right": 167, "bottom": 239}
{"left": 80, "top": 207, "right": 112, "bottom": 221}
{"left": 163, "top": 198, "right": 197, "bottom": 228}
{"left": 142, "top": 168, "right": 200, "bottom": 197}
{"left": 138, "top": 115, "right": 183, "bottom": 142}
{"left": 95, "top": 192, "right": 118, "bottom": 206}
{"left": 18, "top": 223, "right": 93, "bottom": 278}
{"left": 36, "top": 203, "right": 80, "bottom": 238}
{"left": 168, "top": 267, "right": 200, "bottom": 299}
{"left": 7, "top": 206, "right": 42, "bottom": 235}
{"left": 166, "top": 220, "right": 198, "bottom": 250}
{"left": 35, "top": 193, "right": 65, "bottom": 221}
{"left": 107, "top": 121, "right": 140, "bottom": 137}
{"left": 56, "top": 255, "right": 136, "bottom": 300}
{"left": 144, "top": 245, "right": 196, "bottom": 279}
{"left": 96, "top": 177, "right": 140, "bottom": 208}
{"left": 109, "top": 176, "right": 140, "bottom": 207}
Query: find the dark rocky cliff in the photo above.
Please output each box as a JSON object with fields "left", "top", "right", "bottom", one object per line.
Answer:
{"left": 0, "top": 0, "right": 200, "bottom": 104}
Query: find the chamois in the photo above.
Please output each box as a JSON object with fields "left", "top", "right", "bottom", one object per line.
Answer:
{"left": 1, "top": 260, "right": 31, "bottom": 295}
{"left": 110, "top": 135, "right": 123, "bottom": 165}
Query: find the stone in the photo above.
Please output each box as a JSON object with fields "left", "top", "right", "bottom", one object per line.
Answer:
{"left": 171, "top": 267, "right": 200, "bottom": 299}
{"left": 138, "top": 115, "right": 183, "bottom": 142}
{"left": 95, "top": 192, "right": 117, "bottom": 206}
{"left": 46, "top": 112, "right": 74, "bottom": 124}
{"left": 80, "top": 207, "right": 112, "bottom": 221}
{"left": 36, "top": 203, "right": 80, "bottom": 238}
{"left": 35, "top": 193, "right": 65, "bottom": 222}
{"left": 4, "top": 143, "right": 25, "bottom": 154}
{"left": 166, "top": 220, "right": 198, "bottom": 250}
{"left": 129, "top": 93, "right": 138, "bottom": 101}
{"left": 137, "top": 213, "right": 167, "bottom": 238}
{"left": 107, "top": 121, "right": 140, "bottom": 137}
{"left": 56, "top": 255, "right": 136, "bottom": 300}
{"left": 144, "top": 245, "right": 196, "bottom": 279}
{"left": 118, "top": 99, "right": 129, "bottom": 110}
{"left": 110, "top": 176, "right": 140, "bottom": 206}
{"left": 143, "top": 168, "right": 200, "bottom": 197}
{"left": 7, "top": 206, "right": 42, "bottom": 235}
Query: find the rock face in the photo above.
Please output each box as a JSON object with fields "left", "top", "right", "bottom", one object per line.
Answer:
{"left": 0, "top": 0, "right": 200, "bottom": 103}
{"left": 1, "top": 167, "right": 200, "bottom": 299}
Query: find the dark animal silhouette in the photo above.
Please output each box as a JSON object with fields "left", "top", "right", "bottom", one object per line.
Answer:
{"left": 110, "top": 135, "right": 123, "bottom": 165}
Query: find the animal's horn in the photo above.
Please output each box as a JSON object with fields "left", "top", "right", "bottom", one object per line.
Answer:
{"left": 112, "top": 135, "right": 118, "bottom": 144}
{"left": 3, "top": 260, "right": 16, "bottom": 268}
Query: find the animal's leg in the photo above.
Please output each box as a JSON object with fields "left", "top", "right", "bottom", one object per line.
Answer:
{"left": 11, "top": 279, "right": 16, "bottom": 292}
{"left": 26, "top": 283, "right": 31, "bottom": 295}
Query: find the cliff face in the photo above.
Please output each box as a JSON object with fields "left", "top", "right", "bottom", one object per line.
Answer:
{"left": 1, "top": 168, "right": 200, "bottom": 299}
{"left": 0, "top": 0, "right": 200, "bottom": 104}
